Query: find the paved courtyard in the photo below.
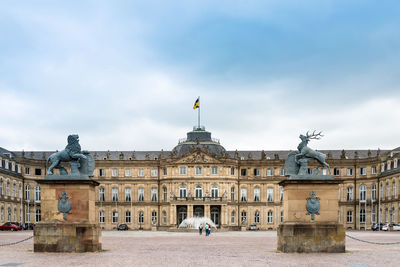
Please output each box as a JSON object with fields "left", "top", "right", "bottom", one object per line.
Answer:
{"left": 1, "top": 230, "right": 400, "bottom": 266}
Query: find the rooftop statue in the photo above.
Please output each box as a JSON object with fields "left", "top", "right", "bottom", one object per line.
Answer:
{"left": 285, "top": 131, "right": 332, "bottom": 179}
{"left": 46, "top": 134, "right": 95, "bottom": 179}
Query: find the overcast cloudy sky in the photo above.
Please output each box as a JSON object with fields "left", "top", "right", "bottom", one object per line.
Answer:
{"left": 1, "top": 0, "right": 400, "bottom": 152}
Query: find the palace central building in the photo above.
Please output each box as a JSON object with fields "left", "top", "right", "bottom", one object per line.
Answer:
{"left": 1, "top": 126, "right": 400, "bottom": 231}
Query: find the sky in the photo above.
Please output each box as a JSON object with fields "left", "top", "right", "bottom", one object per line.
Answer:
{"left": 1, "top": 0, "right": 400, "bottom": 152}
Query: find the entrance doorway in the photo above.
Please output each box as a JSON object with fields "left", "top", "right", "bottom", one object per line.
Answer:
{"left": 210, "top": 206, "right": 221, "bottom": 227}
{"left": 194, "top": 205, "right": 204, "bottom": 217}
{"left": 177, "top": 206, "right": 187, "bottom": 226}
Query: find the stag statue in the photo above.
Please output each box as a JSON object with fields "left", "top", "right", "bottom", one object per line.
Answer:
{"left": 295, "top": 131, "right": 331, "bottom": 175}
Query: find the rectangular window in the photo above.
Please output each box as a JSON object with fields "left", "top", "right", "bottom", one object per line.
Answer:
{"left": 35, "top": 186, "right": 41, "bottom": 202}
{"left": 125, "top": 169, "right": 131, "bottom": 177}
{"left": 99, "top": 211, "right": 105, "bottom": 223}
{"left": 393, "top": 182, "right": 396, "bottom": 197}
{"left": 254, "top": 188, "right": 260, "bottom": 202}
{"left": 231, "top": 168, "right": 235, "bottom": 176}
{"left": 211, "top": 167, "right": 218, "bottom": 175}
{"left": 151, "top": 188, "right": 157, "bottom": 202}
{"left": 267, "top": 168, "right": 273, "bottom": 176}
{"left": 360, "top": 167, "right": 367, "bottom": 176}
{"left": 138, "top": 169, "right": 144, "bottom": 177}
{"left": 99, "top": 169, "right": 105, "bottom": 177}
{"left": 240, "top": 169, "right": 247, "bottom": 177}
{"left": 125, "top": 188, "right": 131, "bottom": 202}
{"left": 360, "top": 209, "right": 366, "bottom": 223}
{"left": 35, "top": 168, "right": 42, "bottom": 176}
{"left": 254, "top": 168, "right": 260, "bottom": 176}
{"left": 138, "top": 188, "right": 144, "bottom": 202}
{"left": 112, "top": 169, "right": 118, "bottom": 177}
{"left": 125, "top": 211, "right": 131, "bottom": 223}
{"left": 195, "top": 167, "right": 202, "bottom": 175}
{"left": 280, "top": 187, "right": 284, "bottom": 202}
{"left": 151, "top": 169, "right": 157, "bottom": 177}
{"left": 334, "top": 168, "right": 340, "bottom": 176}
{"left": 99, "top": 188, "right": 105, "bottom": 202}
{"left": 371, "top": 166, "right": 377, "bottom": 175}
{"left": 112, "top": 211, "right": 118, "bottom": 223}
{"left": 371, "top": 184, "right": 376, "bottom": 201}
{"left": 231, "top": 187, "right": 235, "bottom": 201}
{"left": 240, "top": 188, "right": 247, "bottom": 202}
{"left": 112, "top": 188, "right": 118, "bottom": 202}
{"left": 346, "top": 210, "right": 353, "bottom": 223}
{"left": 25, "top": 167, "right": 30, "bottom": 175}
{"left": 280, "top": 169, "right": 285, "bottom": 176}
{"left": 163, "top": 168, "right": 167, "bottom": 175}
{"left": 267, "top": 188, "right": 274, "bottom": 202}
{"left": 231, "top": 212, "right": 235, "bottom": 224}
{"left": 347, "top": 168, "right": 353, "bottom": 176}
{"left": 347, "top": 187, "right": 353, "bottom": 201}
{"left": 371, "top": 207, "right": 376, "bottom": 223}
{"left": 179, "top": 167, "right": 186, "bottom": 175}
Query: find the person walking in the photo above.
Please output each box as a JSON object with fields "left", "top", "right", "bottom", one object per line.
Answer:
{"left": 199, "top": 224, "right": 203, "bottom": 235}
{"left": 205, "top": 223, "right": 209, "bottom": 236}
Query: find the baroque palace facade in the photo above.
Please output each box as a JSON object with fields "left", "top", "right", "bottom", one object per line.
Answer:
{"left": 1, "top": 127, "right": 400, "bottom": 231}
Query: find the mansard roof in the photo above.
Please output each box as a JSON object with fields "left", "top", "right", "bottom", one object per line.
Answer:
{"left": 12, "top": 149, "right": 389, "bottom": 161}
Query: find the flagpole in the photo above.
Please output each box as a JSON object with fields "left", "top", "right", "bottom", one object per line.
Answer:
{"left": 198, "top": 96, "right": 200, "bottom": 129}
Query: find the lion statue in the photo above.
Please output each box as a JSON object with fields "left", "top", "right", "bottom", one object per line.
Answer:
{"left": 46, "top": 134, "right": 88, "bottom": 175}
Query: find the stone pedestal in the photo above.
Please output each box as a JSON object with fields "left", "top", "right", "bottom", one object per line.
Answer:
{"left": 277, "top": 179, "right": 345, "bottom": 253}
{"left": 241, "top": 226, "right": 246, "bottom": 231}
{"left": 34, "top": 178, "right": 102, "bottom": 252}
{"left": 152, "top": 226, "right": 157, "bottom": 231}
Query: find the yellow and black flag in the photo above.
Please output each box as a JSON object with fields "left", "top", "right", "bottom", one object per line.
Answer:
{"left": 193, "top": 97, "right": 200, "bottom": 109}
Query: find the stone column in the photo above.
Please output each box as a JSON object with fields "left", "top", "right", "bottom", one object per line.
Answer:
{"left": 187, "top": 205, "right": 193, "bottom": 218}
{"left": 205, "top": 205, "right": 210, "bottom": 218}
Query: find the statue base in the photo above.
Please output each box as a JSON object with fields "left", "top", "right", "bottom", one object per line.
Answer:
{"left": 34, "top": 222, "right": 102, "bottom": 252}
{"left": 241, "top": 226, "right": 246, "bottom": 231}
{"left": 152, "top": 226, "right": 157, "bottom": 231}
{"left": 277, "top": 222, "right": 345, "bottom": 253}
{"left": 34, "top": 177, "right": 101, "bottom": 252}
{"left": 277, "top": 179, "right": 345, "bottom": 253}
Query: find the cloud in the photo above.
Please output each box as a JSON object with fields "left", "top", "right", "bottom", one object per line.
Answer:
{"left": 1, "top": 1, "right": 400, "bottom": 152}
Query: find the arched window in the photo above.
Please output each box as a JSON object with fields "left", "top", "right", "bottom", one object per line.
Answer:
{"left": 0, "top": 179, "right": 3, "bottom": 195}
{"left": 163, "top": 187, "right": 167, "bottom": 202}
{"left": 6, "top": 181, "right": 10, "bottom": 196}
{"left": 138, "top": 188, "right": 144, "bottom": 202}
{"left": 0, "top": 207, "right": 4, "bottom": 221}
{"left": 162, "top": 211, "right": 167, "bottom": 224}
{"left": 138, "top": 211, "right": 144, "bottom": 224}
{"left": 241, "top": 211, "right": 247, "bottom": 224}
{"left": 240, "top": 188, "right": 247, "bottom": 202}
{"left": 151, "top": 211, "right": 157, "bottom": 224}
{"left": 231, "top": 211, "right": 235, "bottom": 224}
{"left": 112, "top": 211, "right": 118, "bottom": 223}
{"left": 267, "top": 210, "right": 273, "bottom": 223}
{"left": 211, "top": 186, "right": 218, "bottom": 198}
{"left": 179, "top": 186, "right": 186, "bottom": 198}
{"left": 254, "top": 188, "right": 260, "bottom": 202}
{"left": 386, "top": 182, "right": 390, "bottom": 198}
{"left": 12, "top": 183, "right": 16, "bottom": 197}
{"left": 18, "top": 184, "right": 22, "bottom": 199}
{"left": 99, "top": 210, "right": 105, "bottom": 223}
{"left": 254, "top": 211, "right": 260, "bottom": 224}
{"left": 7, "top": 207, "right": 11, "bottom": 221}
{"left": 195, "top": 185, "right": 202, "bottom": 198}
{"left": 393, "top": 182, "right": 396, "bottom": 197}
{"left": 13, "top": 208, "right": 16, "bottom": 221}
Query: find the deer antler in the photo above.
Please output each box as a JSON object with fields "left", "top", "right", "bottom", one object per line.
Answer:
{"left": 305, "top": 130, "right": 324, "bottom": 140}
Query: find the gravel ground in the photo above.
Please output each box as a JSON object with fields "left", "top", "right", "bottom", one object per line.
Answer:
{"left": 1, "top": 230, "right": 400, "bottom": 267}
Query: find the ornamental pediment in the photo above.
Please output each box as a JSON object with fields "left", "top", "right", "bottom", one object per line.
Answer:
{"left": 175, "top": 151, "right": 221, "bottom": 164}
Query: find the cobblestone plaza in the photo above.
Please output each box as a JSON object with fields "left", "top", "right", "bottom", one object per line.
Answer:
{"left": 1, "top": 230, "right": 400, "bottom": 266}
